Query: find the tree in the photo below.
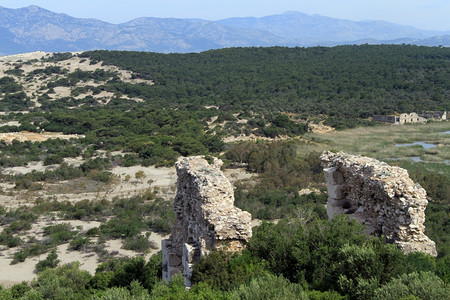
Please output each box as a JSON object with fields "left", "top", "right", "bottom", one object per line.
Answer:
{"left": 135, "top": 170, "right": 146, "bottom": 183}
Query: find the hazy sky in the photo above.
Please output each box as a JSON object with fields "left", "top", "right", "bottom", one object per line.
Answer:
{"left": 0, "top": 0, "right": 449, "bottom": 31}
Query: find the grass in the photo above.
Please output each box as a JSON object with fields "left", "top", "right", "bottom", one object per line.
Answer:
{"left": 307, "top": 121, "right": 450, "bottom": 165}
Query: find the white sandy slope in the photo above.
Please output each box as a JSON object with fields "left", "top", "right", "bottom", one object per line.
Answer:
{"left": 0, "top": 217, "right": 169, "bottom": 287}
{"left": 0, "top": 51, "right": 152, "bottom": 108}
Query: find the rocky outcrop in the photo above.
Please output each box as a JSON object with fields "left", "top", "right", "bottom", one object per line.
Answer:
{"left": 321, "top": 151, "right": 436, "bottom": 256}
{"left": 162, "top": 156, "right": 252, "bottom": 286}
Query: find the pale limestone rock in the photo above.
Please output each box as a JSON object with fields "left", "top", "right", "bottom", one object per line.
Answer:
{"left": 162, "top": 156, "right": 252, "bottom": 286}
{"left": 321, "top": 151, "right": 436, "bottom": 256}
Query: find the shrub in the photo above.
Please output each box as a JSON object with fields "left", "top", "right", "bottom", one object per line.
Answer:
{"left": 69, "top": 238, "right": 90, "bottom": 251}
{"left": 123, "top": 234, "right": 155, "bottom": 253}
{"left": 99, "top": 216, "right": 143, "bottom": 239}
{"left": 7, "top": 220, "right": 32, "bottom": 233}
{"left": 14, "top": 178, "right": 33, "bottom": 190}
{"left": 43, "top": 155, "right": 63, "bottom": 166}
{"left": 0, "top": 232, "right": 22, "bottom": 248}
{"left": 10, "top": 282, "right": 31, "bottom": 299}
{"left": 35, "top": 249, "right": 60, "bottom": 272}
{"left": 86, "top": 227, "right": 100, "bottom": 237}
{"left": 372, "top": 271, "right": 450, "bottom": 300}
{"left": 11, "top": 243, "right": 47, "bottom": 264}
{"left": 192, "top": 249, "right": 267, "bottom": 291}
{"left": 31, "top": 262, "right": 92, "bottom": 299}
{"left": 88, "top": 170, "right": 113, "bottom": 183}
{"left": 43, "top": 224, "right": 77, "bottom": 245}
{"left": 230, "top": 274, "right": 307, "bottom": 300}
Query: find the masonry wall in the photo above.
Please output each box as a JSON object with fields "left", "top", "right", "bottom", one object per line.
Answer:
{"left": 321, "top": 151, "right": 436, "bottom": 256}
{"left": 162, "top": 156, "right": 252, "bottom": 286}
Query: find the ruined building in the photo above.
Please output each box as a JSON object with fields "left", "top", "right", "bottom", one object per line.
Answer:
{"left": 321, "top": 151, "right": 436, "bottom": 256}
{"left": 162, "top": 156, "right": 252, "bottom": 286}
{"left": 373, "top": 112, "right": 427, "bottom": 124}
{"left": 420, "top": 111, "right": 447, "bottom": 121}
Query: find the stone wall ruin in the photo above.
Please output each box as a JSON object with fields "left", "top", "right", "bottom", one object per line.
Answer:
{"left": 320, "top": 151, "right": 436, "bottom": 256}
{"left": 162, "top": 156, "right": 252, "bottom": 286}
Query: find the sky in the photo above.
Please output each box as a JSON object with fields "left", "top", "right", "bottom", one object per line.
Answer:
{"left": 0, "top": 0, "right": 449, "bottom": 31}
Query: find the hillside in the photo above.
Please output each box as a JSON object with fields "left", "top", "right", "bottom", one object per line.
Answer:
{"left": 2, "top": 46, "right": 449, "bottom": 120}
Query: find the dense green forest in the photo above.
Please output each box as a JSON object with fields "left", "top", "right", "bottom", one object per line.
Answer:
{"left": 80, "top": 45, "right": 449, "bottom": 127}
{"left": 2, "top": 45, "right": 449, "bottom": 130}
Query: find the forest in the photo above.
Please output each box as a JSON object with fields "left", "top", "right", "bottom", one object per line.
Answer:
{"left": 80, "top": 45, "right": 449, "bottom": 127}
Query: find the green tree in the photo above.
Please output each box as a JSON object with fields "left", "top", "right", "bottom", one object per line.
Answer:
{"left": 135, "top": 170, "right": 147, "bottom": 183}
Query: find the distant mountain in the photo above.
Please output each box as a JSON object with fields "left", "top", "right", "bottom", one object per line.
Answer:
{"left": 0, "top": 6, "right": 448, "bottom": 55}
{"left": 218, "top": 11, "right": 448, "bottom": 45}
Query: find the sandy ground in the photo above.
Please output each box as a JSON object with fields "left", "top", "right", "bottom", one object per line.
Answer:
{"left": 0, "top": 217, "right": 169, "bottom": 287}
{"left": 0, "top": 121, "right": 21, "bottom": 127}
{"left": 0, "top": 157, "right": 256, "bottom": 208}
{"left": 0, "top": 51, "right": 151, "bottom": 109}
{"left": 0, "top": 131, "right": 84, "bottom": 144}
{"left": 223, "top": 133, "right": 290, "bottom": 143}
{"left": 309, "top": 121, "right": 335, "bottom": 133}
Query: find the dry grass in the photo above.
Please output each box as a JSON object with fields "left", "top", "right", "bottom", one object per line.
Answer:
{"left": 307, "top": 122, "right": 450, "bottom": 162}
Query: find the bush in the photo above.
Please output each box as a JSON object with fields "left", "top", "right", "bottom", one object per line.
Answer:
{"left": 7, "top": 220, "right": 32, "bottom": 233}
{"left": 35, "top": 249, "right": 60, "bottom": 272}
{"left": 123, "top": 234, "right": 155, "bottom": 253}
{"left": 88, "top": 271, "right": 114, "bottom": 291}
{"left": 0, "top": 232, "right": 22, "bottom": 248}
{"left": 69, "top": 238, "right": 90, "bottom": 251}
{"left": 14, "top": 178, "right": 33, "bottom": 190}
{"left": 372, "top": 271, "right": 450, "bottom": 300}
{"left": 31, "top": 262, "right": 92, "bottom": 299}
{"left": 43, "top": 224, "right": 77, "bottom": 245}
{"left": 99, "top": 215, "right": 143, "bottom": 239}
{"left": 86, "top": 227, "right": 100, "bottom": 237}
{"left": 248, "top": 216, "right": 367, "bottom": 287}
{"left": 11, "top": 243, "right": 47, "bottom": 264}
{"left": 10, "top": 282, "right": 31, "bottom": 299}
{"left": 192, "top": 249, "right": 267, "bottom": 291}
{"left": 332, "top": 240, "right": 408, "bottom": 299}
{"left": 150, "top": 274, "right": 228, "bottom": 299}
{"left": 87, "top": 170, "right": 113, "bottom": 183}
{"left": 28, "top": 183, "right": 43, "bottom": 191}
{"left": 43, "top": 155, "right": 63, "bottom": 166}
{"left": 230, "top": 274, "right": 307, "bottom": 300}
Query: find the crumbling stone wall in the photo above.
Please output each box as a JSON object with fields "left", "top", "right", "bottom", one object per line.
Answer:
{"left": 321, "top": 151, "right": 436, "bottom": 256}
{"left": 162, "top": 156, "right": 252, "bottom": 286}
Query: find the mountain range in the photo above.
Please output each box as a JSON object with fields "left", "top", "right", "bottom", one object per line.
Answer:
{"left": 0, "top": 5, "right": 449, "bottom": 56}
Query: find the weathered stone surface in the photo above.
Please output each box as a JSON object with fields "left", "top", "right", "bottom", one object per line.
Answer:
{"left": 321, "top": 151, "right": 437, "bottom": 256}
{"left": 162, "top": 156, "right": 252, "bottom": 286}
